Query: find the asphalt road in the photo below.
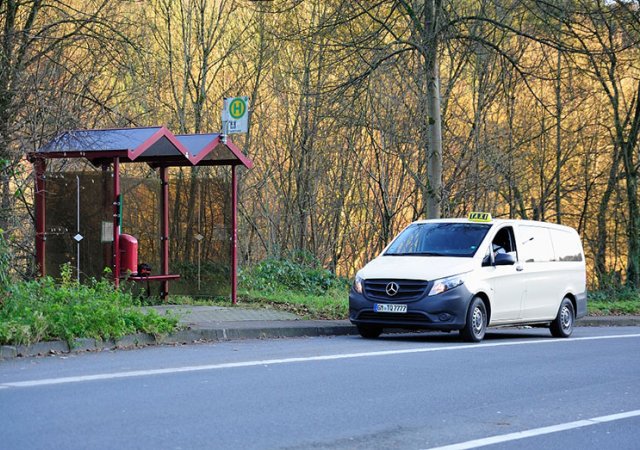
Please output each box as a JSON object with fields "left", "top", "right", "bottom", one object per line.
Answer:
{"left": 1, "top": 327, "right": 639, "bottom": 450}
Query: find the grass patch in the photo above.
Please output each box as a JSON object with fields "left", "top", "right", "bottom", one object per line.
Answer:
{"left": 238, "top": 257, "right": 348, "bottom": 319}
{"left": 172, "top": 289, "right": 348, "bottom": 320}
{"left": 588, "top": 288, "right": 640, "bottom": 316}
{"left": 237, "top": 287, "right": 348, "bottom": 319}
{"left": 0, "top": 267, "right": 179, "bottom": 347}
{"left": 588, "top": 300, "right": 640, "bottom": 316}
{"left": 164, "top": 257, "right": 350, "bottom": 320}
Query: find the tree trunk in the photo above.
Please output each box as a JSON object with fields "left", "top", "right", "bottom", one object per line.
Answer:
{"left": 595, "top": 148, "right": 620, "bottom": 288}
{"left": 425, "top": 0, "right": 443, "bottom": 219}
{"left": 623, "top": 163, "right": 639, "bottom": 287}
{"left": 555, "top": 47, "right": 562, "bottom": 224}
{"left": 621, "top": 85, "right": 640, "bottom": 287}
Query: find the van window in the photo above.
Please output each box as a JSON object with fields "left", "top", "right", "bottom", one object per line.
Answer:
{"left": 550, "top": 229, "right": 583, "bottom": 262}
{"left": 492, "top": 226, "right": 516, "bottom": 256}
{"left": 519, "top": 225, "right": 554, "bottom": 262}
{"left": 385, "top": 223, "right": 491, "bottom": 257}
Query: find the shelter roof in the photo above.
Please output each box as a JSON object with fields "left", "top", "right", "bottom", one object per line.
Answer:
{"left": 34, "top": 126, "right": 253, "bottom": 169}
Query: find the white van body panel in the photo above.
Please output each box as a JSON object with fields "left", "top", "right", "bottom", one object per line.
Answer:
{"left": 358, "top": 256, "right": 477, "bottom": 282}
{"left": 518, "top": 261, "right": 584, "bottom": 321}
{"left": 350, "top": 217, "right": 588, "bottom": 336}
{"left": 483, "top": 265, "right": 526, "bottom": 324}
{"left": 514, "top": 223, "right": 586, "bottom": 321}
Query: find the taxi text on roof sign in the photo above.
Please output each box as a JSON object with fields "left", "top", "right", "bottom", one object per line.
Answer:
{"left": 468, "top": 212, "right": 492, "bottom": 222}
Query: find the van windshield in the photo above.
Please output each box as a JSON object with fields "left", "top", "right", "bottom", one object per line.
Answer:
{"left": 385, "top": 222, "right": 491, "bottom": 257}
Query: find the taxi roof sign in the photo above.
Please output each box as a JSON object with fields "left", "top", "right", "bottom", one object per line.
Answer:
{"left": 468, "top": 212, "right": 492, "bottom": 222}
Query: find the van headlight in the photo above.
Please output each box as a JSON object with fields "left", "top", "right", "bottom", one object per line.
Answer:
{"left": 428, "top": 275, "right": 464, "bottom": 296}
{"left": 354, "top": 275, "right": 364, "bottom": 294}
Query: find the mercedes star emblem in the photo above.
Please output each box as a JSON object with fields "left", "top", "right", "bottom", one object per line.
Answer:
{"left": 385, "top": 282, "right": 399, "bottom": 297}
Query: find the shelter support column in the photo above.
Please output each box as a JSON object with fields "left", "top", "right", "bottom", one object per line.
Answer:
{"left": 113, "top": 157, "right": 121, "bottom": 288}
{"left": 231, "top": 164, "right": 238, "bottom": 305}
{"left": 34, "top": 158, "right": 46, "bottom": 276}
{"left": 160, "top": 167, "right": 170, "bottom": 298}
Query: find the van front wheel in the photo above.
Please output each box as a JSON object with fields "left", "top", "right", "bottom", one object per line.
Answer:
{"left": 460, "top": 297, "right": 487, "bottom": 342}
{"left": 550, "top": 298, "right": 574, "bottom": 338}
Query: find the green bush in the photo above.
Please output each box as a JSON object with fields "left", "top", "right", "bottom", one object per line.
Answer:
{"left": 172, "top": 260, "right": 230, "bottom": 281}
{"left": 0, "top": 266, "right": 178, "bottom": 346}
{"left": 240, "top": 257, "right": 348, "bottom": 295}
{"left": 236, "top": 256, "right": 350, "bottom": 319}
{"left": 588, "top": 287, "right": 640, "bottom": 303}
{"left": 588, "top": 287, "right": 640, "bottom": 315}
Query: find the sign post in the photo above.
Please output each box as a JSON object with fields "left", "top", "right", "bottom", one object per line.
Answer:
{"left": 221, "top": 96, "right": 249, "bottom": 305}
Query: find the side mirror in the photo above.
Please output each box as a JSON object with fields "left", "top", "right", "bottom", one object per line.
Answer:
{"left": 494, "top": 253, "right": 516, "bottom": 266}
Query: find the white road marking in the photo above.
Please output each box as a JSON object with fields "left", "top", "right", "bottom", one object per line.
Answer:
{"left": 425, "top": 409, "right": 640, "bottom": 450}
{"left": 1, "top": 333, "right": 639, "bottom": 389}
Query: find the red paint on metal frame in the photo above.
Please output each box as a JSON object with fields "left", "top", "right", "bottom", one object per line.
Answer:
{"left": 34, "top": 158, "right": 47, "bottom": 276}
{"left": 183, "top": 134, "right": 222, "bottom": 165}
{"left": 32, "top": 127, "right": 253, "bottom": 169}
{"left": 127, "top": 126, "right": 189, "bottom": 161}
{"left": 160, "top": 167, "right": 170, "bottom": 299}
{"left": 113, "top": 157, "right": 121, "bottom": 288}
{"left": 32, "top": 127, "right": 253, "bottom": 303}
{"left": 231, "top": 164, "right": 238, "bottom": 305}
{"left": 224, "top": 140, "right": 254, "bottom": 169}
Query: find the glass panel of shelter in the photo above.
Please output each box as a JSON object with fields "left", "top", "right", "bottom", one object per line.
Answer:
{"left": 44, "top": 163, "right": 114, "bottom": 281}
{"left": 44, "top": 162, "right": 231, "bottom": 299}
{"left": 168, "top": 166, "right": 231, "bottom": 298}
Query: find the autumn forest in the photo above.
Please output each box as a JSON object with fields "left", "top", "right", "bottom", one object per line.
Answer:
{"left": 1, "top": 0, "right": 640, "bottom": 290}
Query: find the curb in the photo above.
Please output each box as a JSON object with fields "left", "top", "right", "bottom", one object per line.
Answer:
{"left": 576, "top": 316, "right": 640, "bottom": 327}
{"left": 2, "top": 317, "right": 639, "bottom": 362}
{"left": 0, "top": 322, "right": 358, "bottom": 361}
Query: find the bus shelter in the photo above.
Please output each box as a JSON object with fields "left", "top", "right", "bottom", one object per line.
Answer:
{"left": 30, "top": 126, "right": 253, "bottom": 303}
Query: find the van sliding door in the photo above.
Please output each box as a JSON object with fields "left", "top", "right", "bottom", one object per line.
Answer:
{"left": 518, "top": 225, "right": 560, "bottom": 320}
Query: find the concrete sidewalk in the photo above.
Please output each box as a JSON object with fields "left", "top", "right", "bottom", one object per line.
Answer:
{"left": 1, "top": 305, "right": 639, "bottom": 360}
{"left": 147, "top": 304, "right": 357, "bottom": 341}
{"left": 149, "top": 304, "right": 640, "bottom": 331}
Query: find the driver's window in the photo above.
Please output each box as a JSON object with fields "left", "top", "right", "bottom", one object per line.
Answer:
{"left": 491, "top": 226, "right": 517, "bottom": 259}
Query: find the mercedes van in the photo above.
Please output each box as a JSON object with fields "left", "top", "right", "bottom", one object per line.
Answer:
{"left": 349, "top": 213, "right": 587, "bottom": 342}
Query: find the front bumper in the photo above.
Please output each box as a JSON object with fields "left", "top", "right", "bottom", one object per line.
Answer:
{"left": 349, "top": 283, "right": 474, "bottom": 331}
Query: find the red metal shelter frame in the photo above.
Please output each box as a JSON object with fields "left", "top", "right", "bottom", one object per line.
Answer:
{"left": 30, "top": 126, "right": 253, "bottom": 303}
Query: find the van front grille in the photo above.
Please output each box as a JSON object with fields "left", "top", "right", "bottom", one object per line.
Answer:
{"left": 364, "top": 279, "right": 429, "bottom": 301}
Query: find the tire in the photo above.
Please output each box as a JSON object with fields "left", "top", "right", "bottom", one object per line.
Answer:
{"left": 357, "top": 324, "right": 382, "bottom": 339}
{"left": 550, "top": 297, "right": 574, "bottom": 338}
{"left": 460, "top": 297, "right": 487, "bottom": 342}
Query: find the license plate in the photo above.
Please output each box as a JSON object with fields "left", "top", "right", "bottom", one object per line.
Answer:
{"left": 374, "top": 303, "right": 407, "bottom": 313}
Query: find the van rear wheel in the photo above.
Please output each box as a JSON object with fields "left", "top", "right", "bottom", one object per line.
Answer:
{"left": 357, "top": 325, "right": 382, "bottom": 339}
{"left": 460, "top": 297, "right": 487, "bottom": 342}
{"left": 550, "top": 298, "right": 574, "bottom": 338}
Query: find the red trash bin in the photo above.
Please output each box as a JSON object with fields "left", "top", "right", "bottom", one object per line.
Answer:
{"left": 119, "top": 234, "right": 138, "bottom": 276}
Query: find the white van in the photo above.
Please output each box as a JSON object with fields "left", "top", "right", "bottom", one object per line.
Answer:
{"left": 349, "top": 213, "right": 587, "bottom": 342}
